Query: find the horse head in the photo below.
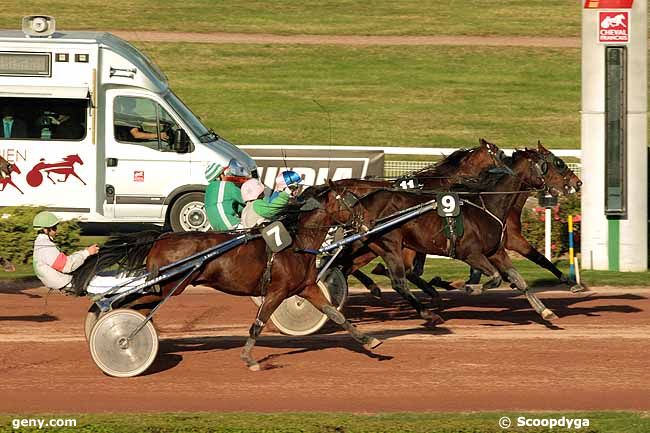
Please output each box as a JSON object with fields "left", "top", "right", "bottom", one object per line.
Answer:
{"left": 510, "top": 149, "right": 548, "bottom": 191}
{"left": 536, "top": 141, "right": 582, "bottom": 195}
{"left": 64, "top": 154, "right": 83, "bottom": 165}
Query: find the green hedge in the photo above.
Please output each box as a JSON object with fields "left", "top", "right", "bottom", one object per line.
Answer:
{"left": 521, "top": 194, "right": 581, "bottom": 258}
{"left": 0, "top": 207, "right": 81, "bottom": 265}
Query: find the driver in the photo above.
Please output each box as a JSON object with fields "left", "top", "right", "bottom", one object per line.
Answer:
{"left": 204, "top": 159, "right": 250, "bottom": 231}
{"left": 239, "top": 171, "right": 303, "bottom": 229}
{"left": 114, "top": 97, "right": 168, "bottom": 142}
{"left": 32, "top": 211, "right": 99, "bottom": 292}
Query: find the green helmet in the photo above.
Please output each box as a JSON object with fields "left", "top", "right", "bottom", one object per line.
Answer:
{"left": 33, "top": 211, "right": 61, "bottom": 229}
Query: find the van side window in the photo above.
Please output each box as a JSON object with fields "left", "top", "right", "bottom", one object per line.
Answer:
{"left": 113, "top": 96, "right": 180, "bottom": 152}
{"left": 0, "top": 97, "right": 87, "bottom": 141}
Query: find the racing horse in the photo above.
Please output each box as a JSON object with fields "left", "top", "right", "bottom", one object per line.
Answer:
{"left": 334, "top": 149, "right": 562, "bottom": 320}
{"left": 327, "top": 139, "right": 509, "bottom": 319}
{"left": 365, "top": 141, "right": 582, "bottom": 294}
{"left": 73, "top": 186, "right": 382, "bottom": 371}
{"left": 424, "top": 142, "right": 583, "bottom": 292}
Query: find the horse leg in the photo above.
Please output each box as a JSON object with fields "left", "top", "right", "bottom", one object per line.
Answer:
{"left": 351, "top": 269, "right": 382, "bottom": 299}
{"left": 240, "top": 290, "right": 286, "bottom": 371}
{"left": 488, "top": 251, "right": 558, "bottom": 321}
{"left": 507, "top": 231, "right": 585, "bottom": 292}
{"left": 299, "top": 283, "right": 382, "bottom": 349}
{"left": 370, "top": 241, "right": 444, "bottom": 324}
{"left": 462, "top": 253, "right": 502, "bottom": 295}
{"left": 71, "top": 171, "right": 87, "bottom": 186}
{"left": 372, "top": 253, "right": 441, "bottom": 303}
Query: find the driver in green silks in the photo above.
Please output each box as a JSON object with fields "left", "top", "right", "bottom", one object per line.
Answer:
{"left": 204, "top": 159, "right": 250, "bottom": 231}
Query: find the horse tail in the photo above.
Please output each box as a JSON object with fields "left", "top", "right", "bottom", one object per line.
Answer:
{"left": 71, "top": 230, "right": 161, "bottom": 295}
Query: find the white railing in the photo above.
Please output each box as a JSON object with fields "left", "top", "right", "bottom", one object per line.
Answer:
{"left": 242, "top": 145, "right": 582, "bottom": 178}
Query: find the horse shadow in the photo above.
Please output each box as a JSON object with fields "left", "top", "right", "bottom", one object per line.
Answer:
{"left": 341, "top": 289, "right": 645, "bottom": 329}
{"left": 0, "top": 278, "right": 43, "bottom": 299}
{"left": 0, "top": 313, "right": 57, "bottom": 322}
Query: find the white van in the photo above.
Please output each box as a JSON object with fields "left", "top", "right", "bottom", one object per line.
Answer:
{"left": 0, "top": 16, "right": 257, "bottom": 231}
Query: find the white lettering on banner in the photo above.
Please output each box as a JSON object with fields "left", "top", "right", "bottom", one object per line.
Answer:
{"left": 257, "top": 166, "right": 354, "bottom": 187}
{"left": 332, "top": 167, "right": 352, "bottom": 180}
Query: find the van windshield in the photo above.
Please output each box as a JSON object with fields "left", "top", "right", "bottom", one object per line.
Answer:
{"left": 164, "top": 91, "right": 217, "bottom": 143}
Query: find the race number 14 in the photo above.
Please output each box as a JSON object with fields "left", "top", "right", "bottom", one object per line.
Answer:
{"left": 436, "top": 193, "right": 460, "bottom": 217}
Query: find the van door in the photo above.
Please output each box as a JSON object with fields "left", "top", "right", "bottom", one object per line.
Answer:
{"left": 104, "top": 90, "right": 191, "bottom": 220}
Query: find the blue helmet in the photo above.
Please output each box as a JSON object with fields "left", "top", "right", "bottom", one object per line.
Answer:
{"left": 283, "top": 170, "right": 303, "bottom": 188}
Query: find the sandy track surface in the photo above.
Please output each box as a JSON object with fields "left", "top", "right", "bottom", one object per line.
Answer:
{"left": 110, "top": 30, "right": 580, "bottom": 48}
{"left": 0, "top": 282, "right": 648, "bottom": 413}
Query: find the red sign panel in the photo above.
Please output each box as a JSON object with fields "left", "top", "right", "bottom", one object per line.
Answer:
{"left": 599, "top": 11, "right": 629, "bottom": 43}
{"left": 584, "top": 0, "right": 634, "bottom": 8}
{"left": 134, "top": 171, "right": 144, "bottom": 182}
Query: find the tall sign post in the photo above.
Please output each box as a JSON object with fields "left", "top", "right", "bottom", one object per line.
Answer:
{"left": 581, "top": 0, "right": 647, "bottom": 271}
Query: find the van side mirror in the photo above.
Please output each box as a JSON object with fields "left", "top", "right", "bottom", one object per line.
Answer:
{"left": 173, "top": 129, "right": 190, "bottom": 153}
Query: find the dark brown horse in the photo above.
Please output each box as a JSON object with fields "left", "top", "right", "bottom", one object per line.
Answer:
{"left": 333, "top": 149, "right": 561, "bottom": 320}
{"left": 425, "top": 142, "right": 583, "bottom": 291}
{"left": 329, "top": 139, "right": 508, "bottom": 319}
{"left": 74, "top": 186, "right": 381, "bottom": 371}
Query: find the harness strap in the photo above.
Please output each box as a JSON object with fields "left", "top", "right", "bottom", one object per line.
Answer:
{"left": 258, "top": 246, "right": 275, "bottom": 296}
{"left": 464, "top": 196, "right": 507, "bottom": 247}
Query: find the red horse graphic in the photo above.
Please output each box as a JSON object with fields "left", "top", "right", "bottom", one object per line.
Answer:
{"left": 27, "top": 154, "right": 86, "bottom": 187}
{"left": 0, "top": 155, "right": 24, "bottom": 194}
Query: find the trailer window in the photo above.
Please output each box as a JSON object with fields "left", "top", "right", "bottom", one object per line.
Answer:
{"left": 0, "top": 97, "right": 87, "bottom": 140}
{"left": 113, "top": 95, "right": 180, "bottom": 152}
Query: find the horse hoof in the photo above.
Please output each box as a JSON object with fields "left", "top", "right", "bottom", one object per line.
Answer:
{"left": 465, "top": 284, "right": 484, "bottom": 296}
{"left": 370, "top": 287, "right": 382, "bottom": 299}
{"left": 429, "top": 314, "right": 445, "bottom": 326}
{"left": 570, "top": 284, "right": 587, "bottom": 293}
{"left": 248, "top": 362, "right": 261, "bottom": 372}
{"left": 365, "top": 337, "right": 383, "bottom": 350}
{"left": 541, "top": 309, "right": 558, "bottom": 321}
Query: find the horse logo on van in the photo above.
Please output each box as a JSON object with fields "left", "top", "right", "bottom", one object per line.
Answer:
{"left": 26, "top": 154, "right": 86, "bottom": 187}
{"left": 0, "top": 155, "right": 23, "bottom": 194}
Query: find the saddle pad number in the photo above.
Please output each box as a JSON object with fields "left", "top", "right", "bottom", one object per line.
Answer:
{"left": 436, "top": 193, "right": 460, "bottom": 217}
{"left": 262, "top": 221, "right": 293, "bottom": 252}
{"left": 399, "top": 179, "right": 416, "bottom": 190}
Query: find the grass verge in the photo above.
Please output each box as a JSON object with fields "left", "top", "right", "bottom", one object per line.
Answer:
{"left": 137, "top": 42, "right": 580, "bottom": 149}
{"left": 1, "top": 1, "right": 583, "bottom": 37}
{"left": 1, "top": 411, "right": 649, "bottom": 433}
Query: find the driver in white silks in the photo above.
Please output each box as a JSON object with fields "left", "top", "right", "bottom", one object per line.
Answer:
{"left": 32, "top": 211, "right": 99, "bottom": 292}
{"left": 238, "top": 170, "right": 304, "bottom": 229}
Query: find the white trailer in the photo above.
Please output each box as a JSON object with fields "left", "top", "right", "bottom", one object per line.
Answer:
{"left": 0, "top": 16, "right": 257, "bottom": 231}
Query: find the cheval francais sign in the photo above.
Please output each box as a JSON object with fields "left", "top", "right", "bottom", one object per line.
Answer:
{"left": 598, "top": 11, "right": 629, "bottom": 43}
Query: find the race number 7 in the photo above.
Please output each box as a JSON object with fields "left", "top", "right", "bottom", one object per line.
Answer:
{"left": 261, "top": 221, "right": 293, "bottom": 252}
{"left": 436, "top": 193, "right": 460, "bottom": 217}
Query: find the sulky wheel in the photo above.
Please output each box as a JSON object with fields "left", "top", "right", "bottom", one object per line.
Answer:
{"left": 89, "top": 309, "right": 158, "bottom": 378}
{"left": 268, "top": 268, "right": 349, "bottom": 336}
{"left": 84, "top": 304, "right": 103, "bottom": 341}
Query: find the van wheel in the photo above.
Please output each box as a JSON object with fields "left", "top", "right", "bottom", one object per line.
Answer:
{"left": 169, "top": 192, "right": 210, "bottom": 232}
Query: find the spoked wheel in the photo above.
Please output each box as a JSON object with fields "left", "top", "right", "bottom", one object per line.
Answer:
{"left": 89, "top": 309, "right": 158, "bottom": 378}
{"left": 253, "top": 268, "right": 349, "bottom": 336}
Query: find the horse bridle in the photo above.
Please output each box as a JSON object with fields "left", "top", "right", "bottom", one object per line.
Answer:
{"left": 538, "top": 152, "right": 576, "bottom": 194}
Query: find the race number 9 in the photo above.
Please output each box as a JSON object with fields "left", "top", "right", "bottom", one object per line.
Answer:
{"left": 436, "top": 193, "right": 460, "bottom": 217}
{"left": 261, "top": 221, "right": 293, "bottom": 252}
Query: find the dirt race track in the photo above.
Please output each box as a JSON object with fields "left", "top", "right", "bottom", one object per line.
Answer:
{"left": 0, "top": 281, "right": 649, "bottom": 414}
